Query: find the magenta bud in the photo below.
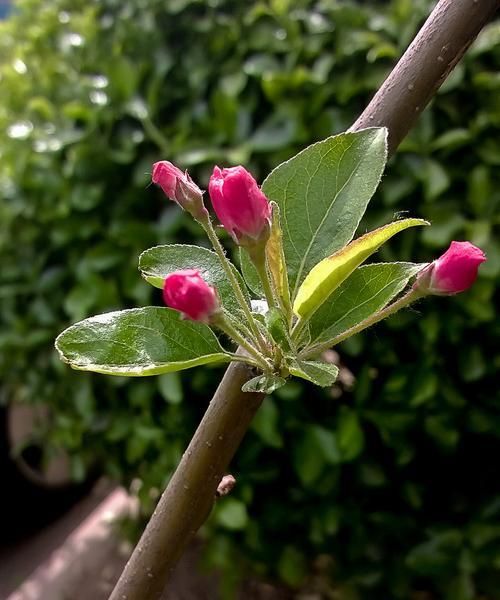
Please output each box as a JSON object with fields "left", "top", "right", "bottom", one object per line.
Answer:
{"left": 208, "top": 165, "right": 271, "bottom": 247}
{"left": 152, "top": 161, "right": 208, "bottom": 220}
{"left": 415, "top": 241, "right": 486, "bottom": 295}
{"left": 163, "top": 269, "right": 220, "bottom": 323}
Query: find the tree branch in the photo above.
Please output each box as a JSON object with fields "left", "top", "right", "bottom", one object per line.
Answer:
{"left": 110, "top": 1, "right": 498, "bottom": 598}
{"left": 351, "top": 0, "right": 498, "bottom": 156}
{"left": 109, "top": 359, "right": 264, "bottom": 600}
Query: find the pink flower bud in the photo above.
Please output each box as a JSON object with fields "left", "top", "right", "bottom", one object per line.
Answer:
{"left": 208, "top": 165, "right": 271, "bottom": 246}
{"left": 152, "top": 161, "right": 208, "bottom": 220}
{"left": 163, "top": 269, "right": 220, "bottom": 323}
{"left": 415, "top": 241, "right": 486, "bottom": 295}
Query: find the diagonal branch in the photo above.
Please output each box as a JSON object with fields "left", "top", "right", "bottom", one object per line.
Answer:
{"left": 110, "top": 1, "right": 498, "bottom": 598}
{"left": 111, "top": 358, "right": 263, "bottom": 600}
{"left": 351, "top": 0, "right": 499, "bottom": 157}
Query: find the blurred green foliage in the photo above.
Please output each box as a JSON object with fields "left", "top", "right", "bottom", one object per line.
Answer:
{"left": 1, "top": 0, "right": 499, "bottom": 597}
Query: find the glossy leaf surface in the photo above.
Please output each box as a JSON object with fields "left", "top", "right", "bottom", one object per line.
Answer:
{"left": 56, "top": 307, "right": 230, "bottom": 376}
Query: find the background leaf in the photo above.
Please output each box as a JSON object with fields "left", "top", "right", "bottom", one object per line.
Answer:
{"left": 55, "top": 307, "right": 230, "bottom": 376}
{"left": 139, "top": 244, "right": 250, "bottom": 319}
{"left": 262, "top": 128, "right": 388, "bottom": 298}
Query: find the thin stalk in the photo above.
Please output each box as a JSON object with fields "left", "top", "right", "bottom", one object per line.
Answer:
{"left": 300, "top": 288, "right": 424, "bottom": 360}
{"left": 223, "top": 309, "right": 255, "bottom": 342}
{"left": 201, "top": 216, "right": 270, "bottom": 355}
{"left": 226, "top": 352, "right": 264, "bottom": 369}
{"left": 214, "top": 315, "right": 271, "bottom": 373}
{"left": 291, "top": 317, "right": 307, "bottom": 346}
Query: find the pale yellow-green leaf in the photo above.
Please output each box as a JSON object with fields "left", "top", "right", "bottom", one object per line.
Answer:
{"left": 266, "top": 202, "right": 292, "bottom": 316}
{"left": 293, "top": 218, "right": 429, "bottom": 319}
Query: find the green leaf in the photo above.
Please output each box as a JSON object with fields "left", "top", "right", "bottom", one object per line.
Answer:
{"left": 265, "top": 308, "right": 293, "bottom": 352}
{"left": 292, "top": 424, "right": 340, "bottom": 487}
{"left": 277, "top": 546, "right": 307, "bottom": 588}
{"left": 242, "top": 374, "right": 287, "bottom": 394}
{"left": 289, "top": 360, "right": 339, "bottom": 387}
{"left": 138, "top": 244, "right": 250, "bottom": 318}
{"left": 422, "top": 159, "right": 450, "bottom": 202}
{"left": 337, "top": 408, "right": 365, "bottom": 461}
{"left": 266, "top": 202, "right": 292, "bottom": 315}
{"left": 240, "top": 248, "right": 264, "bottom": 297}
{"left": 215, "top": 498, "right": 248, "bottom": 531}
{"left": 158, "top": 372, "right": 184, "bottom": 404}
{"left": 55, "top": 307, "right": 230, "bottom": 376}
{"left": 262, "top": 127, "right": 388, "bottom": 299}
{"left": 293, "top": 218, "right": 428, "bottom": 320}
{"left": 308, "top": 262, "right": 425, "bottom": 345}
{"left": 250, "top": 397, "right": 283, "bottom": 448}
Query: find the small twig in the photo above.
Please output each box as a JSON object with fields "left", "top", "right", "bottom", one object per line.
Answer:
{"left": 300, "top": 289, "right": 424, "bottom": 359}
{"left": 216, "top": 474, "right": 236, "bottom": 498}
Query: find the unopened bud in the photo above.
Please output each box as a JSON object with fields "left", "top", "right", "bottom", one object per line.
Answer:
{"left": 163, "top": 269, "right": 220, "bottom": 323}
{"left": 414, "top": 241, "right": 486, "bottom": 295}
{"left": 152, "top": 161, "right": 208, "bottom": 220}
{"left": 208, "top": 165, "right": 271, "bottom": 247}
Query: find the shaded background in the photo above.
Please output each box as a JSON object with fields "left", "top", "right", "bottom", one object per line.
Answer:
{"left": 0, "top": 0, "right": 499, "bottom": 598}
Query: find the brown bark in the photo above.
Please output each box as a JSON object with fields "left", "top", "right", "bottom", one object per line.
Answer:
{"left": 109, "top": 359, "right": 263, "bottom": 599}
{"left": 351, "top": 0, "right": 499, "bottom": 156}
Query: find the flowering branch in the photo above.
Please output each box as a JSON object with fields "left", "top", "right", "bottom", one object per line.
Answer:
{"left": 67, "top": 2, "right": 495, "bottom": 598}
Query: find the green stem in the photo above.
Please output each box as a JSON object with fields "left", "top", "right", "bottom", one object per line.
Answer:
{"left": 223, "top": 309, "right": 254, "bottom": 341}
{"left": 300, "top": 288, "right": 424, "bottom": 359}
{"left": 200, "top": 216, "right": 270, "bottom": 355}
{"left": 291, "top": 316, "right": 307, "bottom": 346}
{"left": 247, "top": 245, "right": 276, "bottom": 310}
{"left": 226, "top": 352, "right": 263, "bottom": 370}
{"left": 214, "top": 315, "right": 271, "bottom": 372}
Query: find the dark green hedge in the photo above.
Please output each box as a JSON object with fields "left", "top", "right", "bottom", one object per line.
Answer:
{"left": 1, "top": 0, "right": 499, "bottom": 597}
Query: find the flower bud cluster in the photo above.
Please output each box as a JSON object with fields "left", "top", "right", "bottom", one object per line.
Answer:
{"left": 153, "top": 160, "right": 486, "bottom": 324}
{"left": 154, "top": 161, "right": 272, "bottom": 322}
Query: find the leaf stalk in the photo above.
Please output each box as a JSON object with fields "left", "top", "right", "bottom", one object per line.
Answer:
{"left": 300, "top": 287, "right": 424, "bottom": 359}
